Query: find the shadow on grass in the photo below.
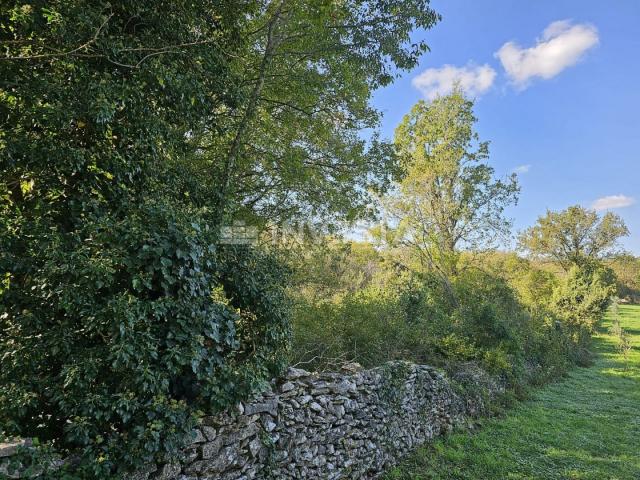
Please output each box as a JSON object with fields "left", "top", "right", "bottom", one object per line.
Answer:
{"left": 385, "top": 305, "right": 640, "bottom": 480}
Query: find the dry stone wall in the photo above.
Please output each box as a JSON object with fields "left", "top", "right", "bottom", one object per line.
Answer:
{"left": 1, "top": 361, "right": 501, "bottom": 480}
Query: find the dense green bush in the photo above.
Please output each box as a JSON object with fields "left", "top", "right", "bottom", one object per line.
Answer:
{"left": 553, "top": 260, "right": 616, "bottom": 332}
{"left": 290, "top": 266, "right": 450, "bottom": 367}
{"left": 289, "top": 241, "right": 597, "bottom": 389}
{"left": 291, "top": 280, "right": 424, "bottom": 369}
{"left": 451, "top": 271, "right": 524, "bottom": 350}
{"left": 0, "top": 203, "right": 290, "bottom": 476}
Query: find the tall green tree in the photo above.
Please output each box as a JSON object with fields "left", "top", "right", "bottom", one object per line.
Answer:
{"left": 201, "top": 0, "right": 441, "bottom": 227}
{"left": 384, "top": 89, "right": 519, "bottom": 291}
{"left": 519, "top": 206, "right": 629, "bottom": 271}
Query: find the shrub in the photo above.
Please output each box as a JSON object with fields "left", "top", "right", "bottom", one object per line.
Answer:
{"left": 291, "top": 284, "right": 414, "bottom": 369}
{"left": 290, "top": 243, "right": 579, "bottom": 392}
{"left": 553, "top": 261, "right": 616, "bottom": 332}
{"left": 292, "top": 260, "right": 551, "bottom": 378}
{"left": 290, "top": 269, "right": 451, "bottom": 370}
{"left": 0, "top": 203, "right": 290, "bottom": 477}
{"left": 451, "top": 271, "right": 524, "bottom": 351}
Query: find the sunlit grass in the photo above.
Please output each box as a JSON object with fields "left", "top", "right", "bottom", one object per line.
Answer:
{"left": 385, "top": 305, "right": 640, "bottom": 480}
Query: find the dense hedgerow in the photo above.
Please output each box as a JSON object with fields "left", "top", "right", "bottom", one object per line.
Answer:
{"left": 289, "top": 242, "right": 614, "bottom": 388}
{"left": 0, "top": 0, "right": 444, "bottom": 473}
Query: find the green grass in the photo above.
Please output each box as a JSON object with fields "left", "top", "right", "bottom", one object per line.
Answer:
{"left": 385, "top": 304, "right": 640, "bottom": 480}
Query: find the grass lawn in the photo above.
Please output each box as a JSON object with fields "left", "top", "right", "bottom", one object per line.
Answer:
{"left": 385, "top": 304, "right": 640, "bottom": 480}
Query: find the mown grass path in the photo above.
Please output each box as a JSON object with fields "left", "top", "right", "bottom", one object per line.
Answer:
{"left": 386, "top": 305, "right": 640, "bottom": 480}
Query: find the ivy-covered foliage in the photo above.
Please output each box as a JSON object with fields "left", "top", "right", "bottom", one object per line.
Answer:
{"left": 0, "top": 204, "right": 291, "bottom": 474}
{"left": 0, "top": 1, "right": 290, "bottom": 476}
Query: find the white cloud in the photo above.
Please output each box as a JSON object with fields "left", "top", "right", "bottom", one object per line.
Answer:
{"left": 513, "top": 164, "right": 531, "bottom": 174}
{"left": 412, "top": 64, "right": 496, "bottom": 100}
{"left": 495, "top": 20, "right": 599, "bottom": 88}
{"left": 591, "top": 194, "right": 636, "bottom": 211}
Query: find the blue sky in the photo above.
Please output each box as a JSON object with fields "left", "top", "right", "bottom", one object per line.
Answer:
{"left": 372, "top": 0, "right": 640, "bottom": 254}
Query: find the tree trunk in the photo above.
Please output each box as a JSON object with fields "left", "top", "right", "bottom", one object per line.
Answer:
{"left": 214, "top": 0, "right": 286, "bottom": 226}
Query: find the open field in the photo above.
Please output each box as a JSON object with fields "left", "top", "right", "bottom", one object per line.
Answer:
{"left": 386, "top": 304, "right": 640, "bottom": 480}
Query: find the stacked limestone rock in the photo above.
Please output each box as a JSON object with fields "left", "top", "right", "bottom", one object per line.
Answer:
{"left": 146, "top": 361, "right": 492, "bottom": 480}
{"left": 2, "top": 361, "right": 500, "bottom": 479}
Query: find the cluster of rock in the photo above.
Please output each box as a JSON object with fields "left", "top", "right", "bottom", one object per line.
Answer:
{"left": 146, "top": 361, "right": 498, "bottom": 479}
{"left": 1, "top": 361, "right": 501, "bottom": 479}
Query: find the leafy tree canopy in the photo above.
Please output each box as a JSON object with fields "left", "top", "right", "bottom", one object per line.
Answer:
{"left": 519, "top": 205, "right": 629, "bottom": 271}
{"left": 202, "top": 0, "right": 441, "bottom": 227}
{"left": 607, "top": 254, "right": 640, "bottom": 300}
{"left": 382, "top": 89, "right": 519, "bottom": 282}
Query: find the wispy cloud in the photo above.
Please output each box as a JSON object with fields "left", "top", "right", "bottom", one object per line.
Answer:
{"left": 495, "top": 20, "right": 599, "bottom": 89}
{"left": 513, "top": 164, "right": 531, "bottom": 174}
{"left": 591, "top": 194, "right": 636, "bottom": 211}
{"left": 412, "top": 63, "right": 496, "bottom": 100}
